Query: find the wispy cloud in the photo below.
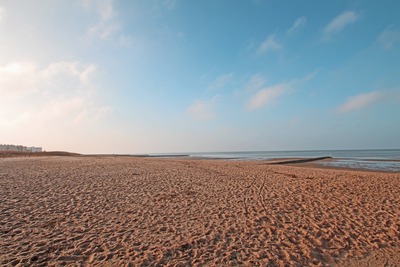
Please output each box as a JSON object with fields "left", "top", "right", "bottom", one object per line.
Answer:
{"left": 88, "top": 23, "right": 119, "bottom": 39}
{"left": 247, "top": 83, "right": 291, "bottom": 110}
{"left": 245, "top": 72, "right": 316, "bottom": 111}
{"left": 81, "top": 0, "right": 114, "bottom": 19}
{"left": 82, "top": 0, "right": 119, "bottom": 40}
{"left": 208, "top": 74, "right": 234, "bottom": 90}
{"left": 323, "top": 11, "right": 359, "bottom": 39}
{"left": 98, "top": 0, "right": 114, "bottom": 20}
{"left": 378, "top": 27, "right": 400, "bottom": 49}
{"left": 244, "top": 74, "right": 266, "bottom": 93}
{"left": 257, "top": 35, "right": 281, "bottom": 54}
{"left": 336, "top": 91, "right": 384, "bottom": 113}
{"left": 187, "top": 96, "right": 219, "bottom": 121}
{"left": 287, "top": 16, "right": 307, "bottom": 34}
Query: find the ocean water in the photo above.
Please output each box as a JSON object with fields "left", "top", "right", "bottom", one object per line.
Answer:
{"left": 189, "top": 149, "right": 400, "bottom": 160}
{"left": 187, "top": 149, "right": 400, "bottom": 172}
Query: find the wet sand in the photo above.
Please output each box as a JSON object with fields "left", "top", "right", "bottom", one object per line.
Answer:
{"left": 1, "top": 156, "right": 399, "bottom": 266}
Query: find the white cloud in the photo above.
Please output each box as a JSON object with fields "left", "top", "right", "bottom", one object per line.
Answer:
{"left": 88, "top": 22, "right": 119, "bottom": 39}
{"left": 80, "top": 0, "right": 114, "bottom": 19}
{"left": 82, "top": 0, "right": 119, "bottom": 40}
{"left": 336, "top": 91, "right": 384, "bottom": 113}
{"left": 234, "top": 73, "right": 266, "bottom": 97}
{"left": 244, "top": 74, "right": 266, "bottom": 93}
{"left": 287, "top": 16, "right": 307, "bottom": 34}
{"left": 0, "top": 62, "right": 39, "bottom": 96}
{"left": 244, "top": 72, "right": 316, "bottom": 110}
{"left": 247, "top": 83, "right": 291, "bottom": 110}
{"left": 79, "top": 64, "right": 97, "bottom": 85}
{"left": 378, "top": 28, "right": 400, "bottom": 49}
{"left": 208, "top": 73, "right": 233, "bottom": 90}
{"left": 257, "top": 35, "right": 281, "bottom": 54}
{"left": 187, "top": 96, "right": 219, "bottom": 121}
{"left": 323, "top": 11, "right": 359, "bottom": 39}
{"left": 0, "top": 61, "right": 111, "bottom": 128}
{"left": 97, "top": 0, "right": 114, "bottom": 20}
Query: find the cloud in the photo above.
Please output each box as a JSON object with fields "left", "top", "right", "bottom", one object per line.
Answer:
{"left": 81, "top": 0, "right": 114, "bottom": 19}
{"left": 336, "top": 91, "right": 384, "bottom": 113}
{"left": 97, "top": 0, "right": 114, "bottom": 20}
{"left": 208, "top": 74, "right": 233, "bottom": 90}
{"left": 0, "top": 62, "right": 39, "bottom": 96}
{"left": 0, "top": 61, "right": 114, "bottom": 153}
{"left": 82, "top": 0, "right": 119, "bottom": 40}
{"left": 88, "top": 22, "right": 119, "bottom": 39}
{"left": 323, "top": 11, "right": 359, "bottom": 39}
{"left": 187, "top": 96, "right": 219, "bottom": 121}
{"left": 234, "top": 73, "right": 265, "bottom": 97}
{"left": 378, "top": 28, "right": 400, "bottom": 49}
{"left": 244, "top": 74, "right": 266, "bottom": 93}
{"left": 257, "top": 35, "right": 281, "bottom": 54}
{"left": 0, "top": 61, "right": 111, "bottom": 128}
{"left": 287, "top": 16, "right": 307, "bottom": 34}
{"left": 244, "top": 72, "right": 316, "bottom": 111}
{"left": 247, "top": 83, "right": 291, "bottom": 110}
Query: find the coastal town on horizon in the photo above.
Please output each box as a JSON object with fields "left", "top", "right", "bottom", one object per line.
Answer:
{"left": 0, "top": 143, "right": 43, "bottom": 153}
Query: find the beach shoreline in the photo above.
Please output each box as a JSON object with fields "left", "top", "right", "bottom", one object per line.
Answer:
{"left": 2, "top": 149, "right": 400, "bottom": 172}
{"left": 1, "top": 156, "right": 399, "bottom": 266}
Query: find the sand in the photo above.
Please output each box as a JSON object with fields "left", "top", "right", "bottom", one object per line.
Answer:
{"left": 1, "top": 156, "right": 399, "bottom": 266}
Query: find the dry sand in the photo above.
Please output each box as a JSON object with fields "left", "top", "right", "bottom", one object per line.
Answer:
{"left": 1, "top": 156, "right": 399, "bottom": 266}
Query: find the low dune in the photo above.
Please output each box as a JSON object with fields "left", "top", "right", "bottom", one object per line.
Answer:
{"left": 1, "top": 156, "right": 399, "bottom": 266}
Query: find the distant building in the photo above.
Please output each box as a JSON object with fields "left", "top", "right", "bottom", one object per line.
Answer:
{"left": 29, "top": 147, "right": 42, "bottom": 153}
{"left": 0, "top": 144, "right": 43, "bottom": 152}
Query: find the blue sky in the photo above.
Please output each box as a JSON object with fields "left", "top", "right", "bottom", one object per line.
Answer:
{"left": 1, "top": 0, "right": 399, "bottom": 153}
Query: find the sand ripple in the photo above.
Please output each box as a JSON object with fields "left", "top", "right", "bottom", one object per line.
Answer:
{"left": 1, "top": 157, "right": 399, "bottom": 266}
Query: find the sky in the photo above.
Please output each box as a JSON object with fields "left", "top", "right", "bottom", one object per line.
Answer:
{"left": 1, "top": 0, "right": 400, "bottom": 154}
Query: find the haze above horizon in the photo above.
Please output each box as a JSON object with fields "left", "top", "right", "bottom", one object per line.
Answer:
{"left": 1, "top": 0, "right": 399, "bottom": 154}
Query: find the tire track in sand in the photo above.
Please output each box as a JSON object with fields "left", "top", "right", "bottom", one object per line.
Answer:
{"left": 243, "top": 176, "right": 257, "bottom": 218}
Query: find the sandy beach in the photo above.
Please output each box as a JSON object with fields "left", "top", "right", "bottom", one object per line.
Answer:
{"left": 1, "top": 156, "right": 399, "bottom": 266}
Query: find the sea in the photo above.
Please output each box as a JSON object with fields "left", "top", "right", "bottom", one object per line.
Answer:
{"left": 152, "top": 149, "right": 400, "bottom": 172}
